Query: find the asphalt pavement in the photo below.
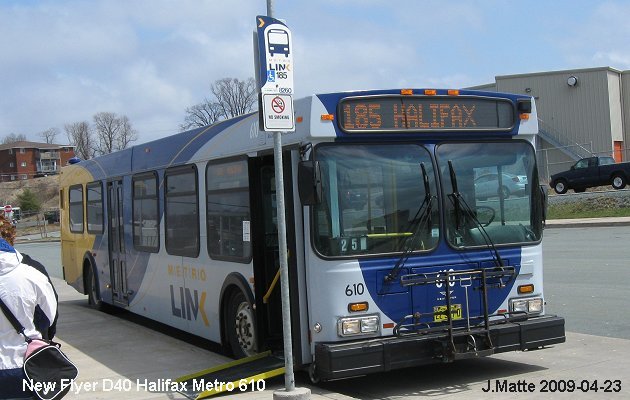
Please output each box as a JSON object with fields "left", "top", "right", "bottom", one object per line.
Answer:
{"left": 50, "top": 274, "right": 630, "bottom": 399}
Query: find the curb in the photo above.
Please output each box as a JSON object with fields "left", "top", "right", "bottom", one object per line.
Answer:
{"left": 14, "top": 237, "right": 61, "bottom": 244}
{"left": 545, "top": 218, "right": 630, "bottom": 229}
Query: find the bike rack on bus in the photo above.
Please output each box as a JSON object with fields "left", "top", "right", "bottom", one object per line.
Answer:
{"left": 394, "top": 266, "right": 516, "bottom": 362}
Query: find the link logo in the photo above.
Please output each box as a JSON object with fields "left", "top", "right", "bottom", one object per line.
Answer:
{"left": 170, "top": 285, "right": 209, "bottom": 326}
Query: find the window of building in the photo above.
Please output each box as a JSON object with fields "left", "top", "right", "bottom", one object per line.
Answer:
{"left": 165, "top": 165, "right": 199, "bottom": 257}
{"left": 9, "top": 149, "right": 13, "bottom": 155}
{"left": 206, "top": 159, "right": 251, "bottom": 262}
{"left": 20, "top": 175, "right": 27, "bottom": 180}
{"left": 69, "top": 184, "right": 84, "bottom": 233}
{"left": 9, "top": 162, "right": 14, "bottom": 168}
{"left": 133, "top": 172, "right": 159, "bottom": 252}
{"left": 86, "top": 182, "right": 104, "bottom": 234}
{"left": 19, "top": 148, "right": 25, "bottom": 154}
{"left": 21, "top": 161, "right": 27, "bottom": 167}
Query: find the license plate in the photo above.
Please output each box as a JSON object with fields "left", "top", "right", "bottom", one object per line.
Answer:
{"left": 433, "top": 304, "right": 463, "bottom": 322}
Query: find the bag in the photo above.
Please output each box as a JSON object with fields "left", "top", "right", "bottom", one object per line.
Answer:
{"left": 23, "top": 338, "right": 79, "bottom": 400}
{"left": 0, "top": 297, "right": 78, "bottom": 400}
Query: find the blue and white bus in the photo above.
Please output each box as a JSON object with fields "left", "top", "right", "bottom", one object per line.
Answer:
{"left": 60, "top": 88, "right": 565, "bottom": 382}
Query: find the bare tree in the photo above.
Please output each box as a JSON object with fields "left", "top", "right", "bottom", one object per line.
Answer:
{"left": 65, "top": 121, "right": 94, "bottom": 160}
{"left": 115, "top": 115, "right": 138, "bottom": 150}
{"left": 211, "top": 77, "right": 257, "bottom": 118}
{"left": 180, "top": 100, "right": 223, "bottom": 131}
{"left": 92, "top": 112, "right": 138, "bottom": 155}
{"left": 39, "top": 127, "right": 59, "bottom": 144}
{"left": 2, "top": 133, "right": 27, "bottom": 144}
{"left": 182, "top": 77, "right": 257, "bottom": 131}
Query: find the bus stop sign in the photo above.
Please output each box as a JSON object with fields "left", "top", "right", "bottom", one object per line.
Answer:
{"left": 4, "top": 205, "right": 12, "bottom": 214}
{"left": 255, "top": 15, "right": 295, "bottom": 132}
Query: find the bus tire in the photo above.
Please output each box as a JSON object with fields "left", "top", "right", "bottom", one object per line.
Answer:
{"left": 85, "top": 264, "right": 104, "bottom": 310}
{"left": 308, "top": 363, "right": 321, "bottom": 384}
{"left": 226, "top": 290, "right": 257, "bottom": 358}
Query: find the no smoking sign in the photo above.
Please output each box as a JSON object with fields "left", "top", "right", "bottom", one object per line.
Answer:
{"left": 262, "top": 94, "right": 294, "bottom": 131}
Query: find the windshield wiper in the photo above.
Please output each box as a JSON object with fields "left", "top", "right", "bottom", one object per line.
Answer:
{"left": 447, "top": 161, "right": 504, "bottom": 268}
{"left": 384, "top": 163, "right": 434, "bottom": 283}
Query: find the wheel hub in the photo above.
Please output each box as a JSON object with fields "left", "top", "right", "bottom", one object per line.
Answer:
{"left": 235, "top": 301, "right": 256, "bottom": 356}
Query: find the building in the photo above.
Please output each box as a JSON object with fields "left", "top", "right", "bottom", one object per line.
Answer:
{"left": 472, "top": 67, "right": 630, "bottom": 180}
{"left": 0, "top": 141, "right": 76, "bottom": 181}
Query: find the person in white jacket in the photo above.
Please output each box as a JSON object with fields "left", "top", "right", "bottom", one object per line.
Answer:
{"left": 0, "top": 238, "right": 57, "bottom": 399}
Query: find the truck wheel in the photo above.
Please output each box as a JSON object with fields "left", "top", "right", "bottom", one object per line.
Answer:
{"left": 226, "top": 290, "right": 258, "bottom": 358}
{"left": 612, "top": 174, "right": 626, "bottom": 190}
{"left": 553, "top": 180, "right": 568, "bottom": 194}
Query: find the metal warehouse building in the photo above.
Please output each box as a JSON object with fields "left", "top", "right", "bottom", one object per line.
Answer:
{"left": 473, "top": 67, "right": 630, "bottom": 181}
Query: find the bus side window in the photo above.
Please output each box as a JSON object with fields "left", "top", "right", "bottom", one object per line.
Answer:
{"left": 69, "top": 184, "right": 84, "bottom": 233}
{"left": 206, "top": 159, "right": 251, "bottom": 263}
{"left": 165, "top": 165, "right": 200, "bottom": 258}
{"left": 133, "top": 172, "right": 160, "bottom": 252}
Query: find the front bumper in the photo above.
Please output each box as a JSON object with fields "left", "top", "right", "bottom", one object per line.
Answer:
{"left": 314, "top": 315, "right": 565, "bottom": 381}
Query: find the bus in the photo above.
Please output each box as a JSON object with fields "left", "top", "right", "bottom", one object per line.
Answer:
{"left": 59, "top": 88, "right": 565, "bottom": 382}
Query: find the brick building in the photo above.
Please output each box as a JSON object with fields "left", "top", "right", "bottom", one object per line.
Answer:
{"left": 0, "top": 141, "right": 76, "bottom": 181}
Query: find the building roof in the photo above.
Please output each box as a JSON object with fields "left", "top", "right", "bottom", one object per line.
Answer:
{"left": 495, "top": 66, "right": 622, "bottom": 80}
{"left": 0, "top": 141, "right": 75, "bottom": 151}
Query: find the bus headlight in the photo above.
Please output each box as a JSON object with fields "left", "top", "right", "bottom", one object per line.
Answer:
{"left": 338, "top": 315, "right": 380, "bottom": 337}
{"left": 510, "top": 297, "right": 543, "bottom": 315}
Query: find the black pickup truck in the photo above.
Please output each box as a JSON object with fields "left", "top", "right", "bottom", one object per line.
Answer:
{"left": 550, "top": 156, "right": 630, "bottom": 194}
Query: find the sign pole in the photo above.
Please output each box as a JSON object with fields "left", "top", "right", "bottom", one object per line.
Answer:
{"left": 266, "top": 1, "right": 296, "bottom": 391}
{"left": 255, "top": 8, "right": 309, "bottom": 400}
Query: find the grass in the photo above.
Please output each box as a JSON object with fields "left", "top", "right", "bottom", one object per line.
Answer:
{"left": 548, "top": 204, "right": 630, "bottom": 219}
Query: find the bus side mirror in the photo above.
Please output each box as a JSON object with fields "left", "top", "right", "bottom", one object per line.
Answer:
{"left": 298, "top": 160, "right": 323, "bottom": 206}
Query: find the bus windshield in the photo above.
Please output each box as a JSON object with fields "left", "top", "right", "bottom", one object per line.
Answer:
{"left": 436, "top": 141, "right": 541, "bottom": 248}
{"left": 313, "top": 144, "right": 439, "bottom": 257}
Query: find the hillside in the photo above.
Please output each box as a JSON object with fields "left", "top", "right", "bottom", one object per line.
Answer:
{"left": 0, "top": 175, "right": 60, "bottom": 211}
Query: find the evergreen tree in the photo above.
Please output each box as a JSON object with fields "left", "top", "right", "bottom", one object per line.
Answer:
{"left": 17, "top": 189, "right": 42, "bottom": 213}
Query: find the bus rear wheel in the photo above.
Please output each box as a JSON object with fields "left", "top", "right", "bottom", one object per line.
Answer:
{"left": 226, "top": 290, "right": 257, "bottom": 358}
{"left": 85, "top": 265, "right": 104, "bottom": 310}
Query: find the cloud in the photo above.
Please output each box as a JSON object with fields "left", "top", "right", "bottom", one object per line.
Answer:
{"left": 552, "top": 1, "right": 630, "bottom": 70}
{"left": 1, "top": 0, "right": 628, "bottom": 144}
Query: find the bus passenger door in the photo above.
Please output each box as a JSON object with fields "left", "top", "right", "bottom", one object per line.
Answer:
{"left": 250, "top": 154, "right": 300, "bottom": 355}
{"left": 107, "top": 179, "right": 129, "bottom": 307}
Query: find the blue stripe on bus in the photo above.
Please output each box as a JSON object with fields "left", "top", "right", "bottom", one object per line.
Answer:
{"left": 358, "top": 245, "right": 522, "bottom": 324}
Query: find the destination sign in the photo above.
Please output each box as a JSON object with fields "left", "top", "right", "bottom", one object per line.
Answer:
{"left": 339, "top": 96, "right": 514, "bottom": 132}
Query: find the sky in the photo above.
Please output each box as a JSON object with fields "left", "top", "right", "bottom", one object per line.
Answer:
{"left": 1, "top": 0, "right": 629, "bottom": 145}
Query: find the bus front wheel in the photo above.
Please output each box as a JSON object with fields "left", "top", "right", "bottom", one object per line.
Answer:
{"left": 226, "top": 290, "right": 258, "bottom": 358}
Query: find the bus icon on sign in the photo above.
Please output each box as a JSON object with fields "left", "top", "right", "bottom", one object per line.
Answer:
{"left": 267, "top": 29, "right": 289, "bottom": 57}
